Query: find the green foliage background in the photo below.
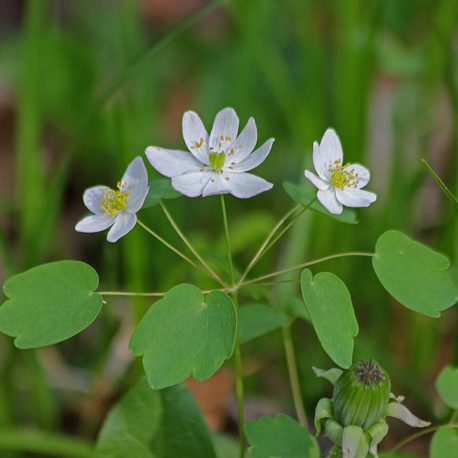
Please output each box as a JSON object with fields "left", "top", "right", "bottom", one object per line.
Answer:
{"left": 0, "top": 0, "right": 457, "bottom": 455}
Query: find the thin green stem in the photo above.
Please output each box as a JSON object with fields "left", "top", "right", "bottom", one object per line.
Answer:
{"left": 220, "top": 196, "right": 235, "bottom": 285}
{"left": 99, "top": 291, "right": 166, "bottom": 297}
{"left": 243, "top": 252, "right": 375, "bottom": 286}
{"left": 261, "top": 198, "right": 316, "bottom": 260}
{"left": 386, "top": 424, "right": 458, "bottom": 454}
{"left": 238, "top": 204, "right": 300, "bottom": 285}
{"left": 421, "top": 158, "right": 458, "bottom": 208}
{"left": 160, "top": 202, "right": 228, "bottom": 287}
{"left": 98, "top": 287, "right": 230, "bottom": 298}
{"left": 232, "top": 292, "right": 246, "bottom": 458}
{"left": 98, "top": 252, "right": 374, "bottom": 301}
{"left": 220, "top": 195, "right": 245, "bottom": 458}
{"left": 136, "top": 219, "right": 210, "bottom": 278}
{"left": 282, "top": 325, "right": 308, "bottom": 427}
{"left": 241, "top": 279, "right": 300, "bottom": 288}
{"left": 0, "top": 429, "right": 96, "bottom": 458}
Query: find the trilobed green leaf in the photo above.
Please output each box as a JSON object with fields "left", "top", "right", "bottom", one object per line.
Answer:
{"left": 130, "top": 284, "right": 236, "bottom": 390}
{"left": 436, "top": 366, "right": 458, "bottom": 410}
{"left": 373, "top": 231, "right": 458, "bottom": 317}
{"left": 0, "top": 261, "right": 102, "bottom": 349}
{"left": 430, "top": 427, "right": 458, "bottom": 458}
{"left": 301, "top": 269, "right": 358, "bottom": 368}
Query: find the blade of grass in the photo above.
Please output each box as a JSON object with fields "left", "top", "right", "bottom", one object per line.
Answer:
{"left": 0, "top": 429, "right": 96, "bottom": 458}
{"left": 31, "top": 0, "right": 228, "bottom": 264}
{"left": 15, "top": 0, "right": 47, "bottom": 263}
{"left": 14, "top": 0, "right": 59, "bottom": 432}
{"left": 421, "top": 159, "right": 458, "bottom": 208}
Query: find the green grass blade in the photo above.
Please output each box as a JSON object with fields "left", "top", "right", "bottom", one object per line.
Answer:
{"left": 421, "top": 159, "right": 458, "bottom": 208}
{"left": 15, "top": 0, "right": 47, "bottom": 262}
{"left": 31, "top": 0, "right": 228, "bottom": 264}
{"left": 0, "top": 429, "right": 96, "bottom": 458}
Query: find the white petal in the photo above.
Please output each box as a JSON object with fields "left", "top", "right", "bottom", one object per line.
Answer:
{"left": 145, "top": 146, "right": 202, "bottom": 178}
{"left": 314, "top": 129, "right": 343, "bottom": 179}
{"left": 225, "top": 172, "right": 273, "bottom": 199}
{"left": 209, "top": 107, "right": 239, "bottom": 153}
{"left": 230, "top": 138, "right": 274, "bottom": 173}
{"left": 320, "top": 128, "right": 343, "bottom": 162}
{"left": 345, "top": 163, "right": 370, "bottom": 188}
{"left": 171, "top": 172, "right": 212, "bottom": 198}
{"left": 182, "top": 111, "right": 210, "bottom": 165}
{"left": 317, "top": 189, "right": 343, "bottom": 214}
{"left": 304, "top": 170, "right": 330, "bottom": 191}
{"left": 121, "top": 157, "right": 149, "bottom": 213}
{"left": 107, "top": 213, "right": 137, "bottom": 243}
{"left": 226, "top": 117, "right": 257, "bottom": 163}
{"left": 202, "top": 173, "right": 230, "bottom": 197}
{"left": 385, "top": 402, "right": 431, "bottom": 428}
{"left": 75, "top": 214, "right": 115, "bottom": 233}
{"left": 336, "top": 188, "right": 377, "bottom": 208}
{"left": 83, "top": 186, "right": 111, "bottom": 214}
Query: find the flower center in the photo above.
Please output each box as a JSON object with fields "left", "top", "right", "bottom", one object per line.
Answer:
{"left": 100, "top": 182, "right": 129, "bottom": 215}
{"left": 209, "top": 152, "right": 226, "bottom": 171}
{"left": 329, "top": 161, "right": 358, "bottom": 190}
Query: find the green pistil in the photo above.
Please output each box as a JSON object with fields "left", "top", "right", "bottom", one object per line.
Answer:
{"left": 209, "top": 152, "right": 226, "bottom": 171}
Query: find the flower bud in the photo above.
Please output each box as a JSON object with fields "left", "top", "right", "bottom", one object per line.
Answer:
{"left": 332, "top": 360, "right": 391, "bottom": 429}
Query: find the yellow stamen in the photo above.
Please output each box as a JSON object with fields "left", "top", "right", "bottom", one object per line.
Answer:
{"left": 100, "top": 182, "right": 129, "bottom": 215}
{"left": 192, "top": 138, "right": 205, "bottom": 149}
{"left": 328, "top": 162, "right": 358, "bottom": 190}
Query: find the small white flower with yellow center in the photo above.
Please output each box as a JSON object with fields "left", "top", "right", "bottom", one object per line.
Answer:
{"left": 304, "top": 128, "right": 377, "bottom": 214}
{"left": 145, "top": 107, "right": 274, "bottom": 198}
{"left": 75, "top": 157, "right": 149, "bottom": 242}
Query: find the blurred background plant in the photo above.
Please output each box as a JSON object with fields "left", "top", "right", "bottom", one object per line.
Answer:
{"left": 0, "top": 0, "right": 457, "bottom": 456}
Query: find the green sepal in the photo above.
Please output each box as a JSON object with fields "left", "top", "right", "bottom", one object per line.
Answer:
{"left": 314, "top": 397, "right": 333, "bottom": 436}
{"left": 325, "top": 419, "right": 344, "bottom": 445}
{"left": 313, "top": 367, "right": 343, "bottom": 386}
{"left": 342, "top": 425, "right": 370, "bottom": 458}
{"left": 366, "top": 419, "right": 389, "bottom": 457}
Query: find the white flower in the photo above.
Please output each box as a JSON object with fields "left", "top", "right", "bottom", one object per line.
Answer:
{"left": 145, "top": 107, "right": 274, "bottom": 199}
{"left": 304, "top": 128, "right": 377, "bottom": 215}
{"left": 75, "top": 157, "right": 149, "bottom": 242}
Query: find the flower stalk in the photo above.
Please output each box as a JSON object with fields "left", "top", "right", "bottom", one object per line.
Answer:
{"left": 220, "top": 195, "right": 246, "bottom": 458}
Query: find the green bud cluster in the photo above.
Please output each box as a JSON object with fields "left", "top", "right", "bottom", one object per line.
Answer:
{"left": 313, "top": 359, "right": 429, "bottom": 458}
{"left": 332, "top": 360, "right": 391, "bottom": 429}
